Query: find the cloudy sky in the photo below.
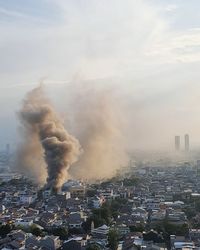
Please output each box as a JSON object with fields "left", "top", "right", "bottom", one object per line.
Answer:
{"left": 0, "top": 0, "right": 200, "bottom": 151}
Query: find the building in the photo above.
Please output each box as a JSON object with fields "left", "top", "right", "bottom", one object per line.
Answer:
{"left": 100, "top": 189, "right": 114, "bottom": 200}
{"left": 69, "top": 186, "right": 85, "bottom": 199}
{"left": 91, "top": 224, "right": 109, "bottom": 239}
{"left": 40, "top": 236, "right": 60, "bottom": 250}
{"left": 15, "top": 218, "right": 34, "bottom": 227}
{"left": 26, "top": 235, "right": 61, "bottom": 250}
{"left": 185, "top": 134, "right": 189, "bottom": 152}
{"left": 43, "top": 189, "right": 51, "bottom": 199}
{"left": 68, "top": 212, "right": 84, "bottom": 229}
{"left": 0, "top": 173, "right": 21, "bottom": 183}
{"left": 175, "top": 136, "right": 180, "bottom": 151}
{"left": 189, "top": 229, "right": 200, "bottom": 241}
{"left": 19, "top": 192, "right": 37, "bottom": 205}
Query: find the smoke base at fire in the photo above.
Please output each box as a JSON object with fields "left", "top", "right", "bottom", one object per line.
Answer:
{"left": 16, "top": 85, "right": 81, "bottom": 191}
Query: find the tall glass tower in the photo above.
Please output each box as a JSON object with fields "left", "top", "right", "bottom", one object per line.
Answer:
{"left": 185, "top": 134, "right": 189, "bottom": 152}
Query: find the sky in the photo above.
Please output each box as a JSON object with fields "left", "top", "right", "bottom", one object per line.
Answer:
{"left": 0, "top": 0, "right": 200, "bottom": 151}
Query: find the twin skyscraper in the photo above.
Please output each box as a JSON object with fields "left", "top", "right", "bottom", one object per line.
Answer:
{"left": 175, "top": 134, "right": 189, "bottom": 152}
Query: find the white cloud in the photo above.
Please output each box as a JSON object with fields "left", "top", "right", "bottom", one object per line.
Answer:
{"left": 146, "top": 28, "right": 200, "bottom": 63}
{"left": 165, "top": 4, "right": 178, "bottom": 12}
{"left": 0, "top": 0, "right": 169, "bottom": 81}
{"left": 0, "top": 0, "right": 200, "bottom": 149}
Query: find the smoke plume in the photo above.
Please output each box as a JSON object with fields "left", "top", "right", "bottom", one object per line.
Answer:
{"left": 68, "top": 82, "right": 128, "bottom": 181}
{"left": 16, "top": 85, "right": 81, "bottom": 191}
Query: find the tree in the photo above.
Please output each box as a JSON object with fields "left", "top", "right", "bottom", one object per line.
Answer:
{"left": 108, "top": 229, "right": 118, "bottom": 250}
{"left": 52, "top": 227, "right": 68, "bottom": 240}
{"left": 68, "top": 227, "right": 83, "bottom": 235}
{"left": 0, "top": 181, "right": 6, "bottom": 187}
{"left": 195, "top": 200, "right": 200, "bottom": 212}
{"left": 163, "top": 221, "right": 189, "bottom": 236}
{"left": 82, "top": 218, "right": 92, "bottom": 232}
{"left": 91, "top": 207, "right": 111, "bottom": 227}
{"left": 111, "top": 199, "right": 124, "bottom": 211}
{"left": 143, "top": 230, "right": 164, "bottom": 243}
{"left": 110, "top": 198, "right": 128, "bottom": 219}
{"left": 123, "top": 176, "right": 140, "bottom": 187}
{"left": 183, "top": 207, "right": 196, "bottom": 219}
{"left": 130, "top": 224, "right": 145, "bottom": 232}
{"left": 30, "top": 225, "right": 44, "bottom": 237}
{"left": 0, "top": 224, "right": 12, "bottom": 237}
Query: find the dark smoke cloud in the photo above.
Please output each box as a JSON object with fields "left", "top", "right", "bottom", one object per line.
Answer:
{"left": 16, "top": 85, "right": 81, "bottom": 191}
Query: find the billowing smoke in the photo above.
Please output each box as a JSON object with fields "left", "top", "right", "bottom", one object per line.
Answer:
{"left": 16, "top": 85, "right": 81, "bottom": 191}
{"left": 67, "top": 82, "right": 128, "bottom": 181}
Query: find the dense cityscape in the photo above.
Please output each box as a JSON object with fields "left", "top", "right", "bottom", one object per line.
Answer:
{"left": 1, "top": 0, "right": 200, "bottom": 249}
{"left": 0, "top": 141, "right": 200, "bottom": 250}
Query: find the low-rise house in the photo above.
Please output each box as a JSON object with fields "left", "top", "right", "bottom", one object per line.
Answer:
{"left": 115, "top": 224, "right": 130, "bottom": 237}
{"left": 189, "top": 229, "right": 200, "bottom": 242}
{"left": 45, "top": 203, "right": 60, "bottom": 213}
{"left": 91, "top": 224, "right": 109, "bottom": 239}
{"left": 19, "top": 194, "right": 34, "bottom": 205}
{"left": 25, "top": 235, "right": 41, "bottom": 249}
{"left": 68, "top": 212, "right": 84, "bottom": 229}
{"left": 99, "top": 189, "right": 114, "bottom": 200}
{"left": 63, "top": 236, "right": 88, "bottom": 250}
{"left": 132, "top": 207, "right": 148, "bottom": 222}
{"left": 40, "top": 235, "right": 60, "bottom": 250}
{"left": 38, "top": 211, "right": 57, "bottom": 229}
{"left": 141, "top": 241, "right": 167, "bottom": 250}
{"left": 63, "top": 239, "right": 82, "bottom": 250}
{"left": 69, "top": 185, "right": 85, "bottom": 199}
{"left": 151, "top": 210, "right": 166, "bottom": 222}
{"left": 15, "top": 217, "right": 34, "bottom": 227}
{"left": 121, "top": 232, "right": 143, "bottom": 250}
{"left": 170, "top": 235, "right": 194, "bottom": 250}
{"left": 0, "top": 230, "right": 27, "bottom": 249}
{"left": 144, "top": 199, "right": 161, "bottom": 211}
{"left": 26, "top": 235, "right": 61, "bottom": 250}
{"left": 167, "top": 211, "right": 187, "bottom": 225}
{"left": 43, "top": 189, "right": 51, "bottom": 200}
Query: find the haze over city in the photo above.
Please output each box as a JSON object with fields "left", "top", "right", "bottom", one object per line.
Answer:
{"left": 0, "top": 0, "right": 200, "bottom": 153}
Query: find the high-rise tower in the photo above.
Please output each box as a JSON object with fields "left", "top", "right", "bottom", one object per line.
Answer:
{"left": 185, "top": 134, "right": 189, "bottom": 152}
{"left": 175, "top": 136, "right": 180, "bottom": 151}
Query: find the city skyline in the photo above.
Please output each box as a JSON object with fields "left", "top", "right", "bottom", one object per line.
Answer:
{"left": 174, "top": 134, "right": 190, "bottom": 152}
